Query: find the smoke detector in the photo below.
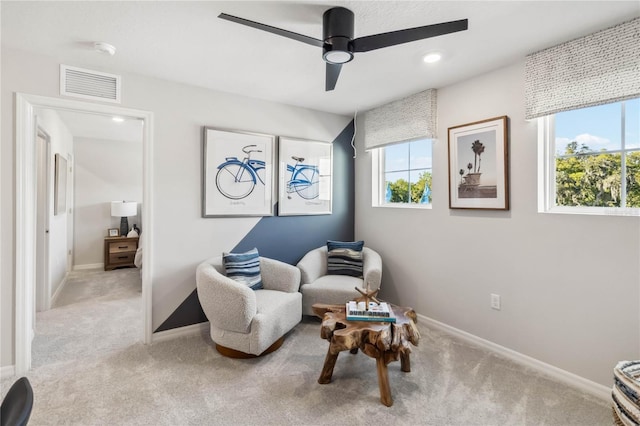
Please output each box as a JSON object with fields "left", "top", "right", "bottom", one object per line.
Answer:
{"left": 93, "top": 42, "right": 116, "bottom": 56}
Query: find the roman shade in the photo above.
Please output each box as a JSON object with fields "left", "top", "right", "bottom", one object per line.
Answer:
{"left": 524, "top": 17, "right": 640, "bottom": 120}
{"left": 364, "top": 89, "right": 437, "bottom": 150}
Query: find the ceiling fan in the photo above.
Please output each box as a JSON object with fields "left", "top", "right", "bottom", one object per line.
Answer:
{"left": 218, "top": 7, "right": 468, "bottom": 91}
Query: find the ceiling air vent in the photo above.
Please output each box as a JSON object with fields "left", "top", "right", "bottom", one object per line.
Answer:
{"left": 60, "top": 65, "right": 121, "bottom": 103}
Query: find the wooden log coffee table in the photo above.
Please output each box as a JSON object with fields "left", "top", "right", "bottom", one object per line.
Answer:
{"left": 312, "top": 303, "right": 420, "bottom": 407}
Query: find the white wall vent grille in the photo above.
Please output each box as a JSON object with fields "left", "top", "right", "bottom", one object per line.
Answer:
{"left": 60, "top": 65, "right": 121, "bottom": 103}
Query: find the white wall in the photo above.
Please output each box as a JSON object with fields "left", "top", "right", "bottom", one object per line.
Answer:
{"left": 1, "top": 46, "right": 351, "bottom": 368}
{"left": 74, "top": 137, "right": 143, "bottom": 267}
{"left": 34, "top": 108, "right": 73, "bottom": 300}
{"left": 355, "top": 61, "right": 640, "bottom": 387}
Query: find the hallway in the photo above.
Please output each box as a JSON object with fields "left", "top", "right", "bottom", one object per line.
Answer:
{"left": 32, "top": 268, "right": 142, "bottom": 368}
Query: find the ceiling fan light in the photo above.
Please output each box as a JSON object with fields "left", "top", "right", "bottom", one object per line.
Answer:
{"left": 423, "top": 52, "right": 442, "bottom": 63}
{"left": 323, "top": 50, "right": 353, "bottom": 64}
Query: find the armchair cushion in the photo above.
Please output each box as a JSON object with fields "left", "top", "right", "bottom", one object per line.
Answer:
{"left": 196, "top": 255, "right": 302, "bottom": 356}
{"left": 326, "top": 240, "right": 364, "bottom": 277}
{"left": 297, "top": 245, "right": 382, "bottom": 316}
{"left": 223, "top": 248, "right": 263, "bottom": 290}
{"left": 196, "top": 259, "right": 256, "bottom": 333}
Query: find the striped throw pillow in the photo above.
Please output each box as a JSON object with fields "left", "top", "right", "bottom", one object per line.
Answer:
{"left": 222, "top": 248, "right": 263, "bottom": 290}
{"left": 327, "top": 240, "right": 364, "bottom": 277}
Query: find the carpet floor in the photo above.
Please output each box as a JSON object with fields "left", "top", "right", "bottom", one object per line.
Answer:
{"left": 2, "top": 268, "right": 614, "bottom": 425}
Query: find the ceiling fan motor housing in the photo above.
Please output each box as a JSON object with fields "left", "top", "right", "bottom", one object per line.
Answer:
{"left": 218, "top": 7, "right": 468, "bottom": 90}
{"left": 322, "top": 7, "right": 355, "bottom": 64}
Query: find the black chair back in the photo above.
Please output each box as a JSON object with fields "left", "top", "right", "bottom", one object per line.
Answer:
{"left": 1, "top": 377, "right": 33, "bottom": 426}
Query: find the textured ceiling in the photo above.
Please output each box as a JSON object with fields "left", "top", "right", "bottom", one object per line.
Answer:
{"left": 3, "top": 1, "right": 639, "bottom": 122}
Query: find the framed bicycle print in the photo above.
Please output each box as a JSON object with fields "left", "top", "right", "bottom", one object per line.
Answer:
{"left": 278, "top": 137, "right": 332, "bottom": 216}
{"left": 202, "top": 127, "right": 276, "bottom": 217}
{"left": 448, "top": 116, "right": 509, "bottom": 210}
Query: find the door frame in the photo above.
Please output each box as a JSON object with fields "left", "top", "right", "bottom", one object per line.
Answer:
{"left": 15, "top": 93, "right": 154, "bottom": 374}
{"left": 35, "top": 127, "right": 51, "bottom": 312}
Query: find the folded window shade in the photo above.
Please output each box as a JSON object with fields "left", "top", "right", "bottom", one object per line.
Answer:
{"left": 364, "top": 89, "right": 437, "bottom": 150}
{"left": 524, "top": 17, "right": 640, "bottom": 120}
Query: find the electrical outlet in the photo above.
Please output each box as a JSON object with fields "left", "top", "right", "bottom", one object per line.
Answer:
{"left": 491, "top": 293, "right": 501, "bottom": 310}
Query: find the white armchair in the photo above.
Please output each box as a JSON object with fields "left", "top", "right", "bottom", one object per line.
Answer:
{"left": 196, "top": 256, "right": 302, "bottom": 357}
{"left": 297, "top": 246, "right": 382, "bottom": 316}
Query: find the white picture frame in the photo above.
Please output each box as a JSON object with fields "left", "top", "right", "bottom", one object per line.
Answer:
{"left": 278, "top": 137, "right": 332, "bottom": 216}
{"left": 202, "top": 127, "right": 276, "bottom": 217}
{"left": 54, "top": 153, "right": 67, "bottom": 216}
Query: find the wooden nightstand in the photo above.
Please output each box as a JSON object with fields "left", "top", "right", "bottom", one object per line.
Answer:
{"left": 104, "top": 236, "right": 139, "bottom": 271}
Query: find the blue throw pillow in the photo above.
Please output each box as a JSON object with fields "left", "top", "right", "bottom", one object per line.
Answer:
{"left": 222, "top": 248, "right": 263, "bottom": 290}
{"left": 327, "top": 240, "right": 364, "bottom": 277}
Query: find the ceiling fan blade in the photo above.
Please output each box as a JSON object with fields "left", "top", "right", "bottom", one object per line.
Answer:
{"left": 218, "top": 13, "right": 324, "bottom": 48}
{"left": 326, "top": 63, "right": 342, "bottom": 91}
{"left": 352, "top": 19, "right": 468, "bottom": 52}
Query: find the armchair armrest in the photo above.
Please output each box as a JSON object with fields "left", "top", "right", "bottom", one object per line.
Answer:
{"left": 196, "top": 258, "right": 256, "bottom": 333}
{"left": 362, "top": 247, "right": 382, "bottom": 291}
{"left": 260, "top": 257, "right": 301, "bottom": 293}
{"left": 296, "top": 246, "right": 327, "bottom": 284}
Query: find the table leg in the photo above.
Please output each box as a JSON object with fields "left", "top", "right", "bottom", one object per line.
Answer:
{"left": 318, "top": 346, "right": 339, "bottom": 384}
{"left": 400, "top": 352, "right": 411, "bottom": 372}
{"left": 376, "top": 357, "right": 393, "bottom": 407}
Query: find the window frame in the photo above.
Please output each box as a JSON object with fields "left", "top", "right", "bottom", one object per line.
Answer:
{"left": 371, "top": 139, "right": 433, "bottom": 209}
{"left": 539, "top": 100, "right": 640, "bottom": 216}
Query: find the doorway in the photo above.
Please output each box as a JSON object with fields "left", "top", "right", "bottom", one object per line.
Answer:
{"left": 15, "top": 93, "right": 154, "bottom": 374}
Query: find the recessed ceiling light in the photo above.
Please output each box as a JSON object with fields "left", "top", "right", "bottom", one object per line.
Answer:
{"left": 112, "top": 116, "right": 124, "bottom": 123}
{"left": 423, "top": 52, "right": 442, "bottom": 63}
{"left": 94, "top": 42, "right": 116, "bottom": 56}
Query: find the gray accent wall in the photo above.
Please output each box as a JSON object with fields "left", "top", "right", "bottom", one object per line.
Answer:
{"left": 233, "top": 122, "right": 355, "bottom": 264}
{"left": 155, "top": 121, "right": 355, "bottom": 332}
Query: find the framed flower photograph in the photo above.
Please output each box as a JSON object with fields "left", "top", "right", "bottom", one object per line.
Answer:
{"left": 278, "top": 137, "right": 332, "bottom": 216}
{"left": 202, "top": 127, "right": 276, "bottom": 217}
{"left": 448, "top": 116, "right": 509, "bottom": 210}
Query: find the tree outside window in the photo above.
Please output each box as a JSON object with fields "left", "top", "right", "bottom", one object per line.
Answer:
{"left": 553, "top": 98, "right": 640, "bottom": 209}
{"left": 382, "top": 139, "right": 432, "bottom": 205}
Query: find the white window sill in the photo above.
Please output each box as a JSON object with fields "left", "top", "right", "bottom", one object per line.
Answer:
{"left": 542, "top": 206, "right": 640, "bottom": 217}
{"left": 373, "top": 203, "right": 432, "bottom": 210}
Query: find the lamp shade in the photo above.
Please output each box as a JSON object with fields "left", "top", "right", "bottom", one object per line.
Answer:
{"left": 111, "top": 201, "right": 137, "bottom": 217}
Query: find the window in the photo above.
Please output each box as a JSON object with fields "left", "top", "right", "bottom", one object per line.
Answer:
{"left": 372, "top": 139, "right": 432, "bottom": 207}
{"left": 541, "top": 98, "right": 640, "bottom": 215}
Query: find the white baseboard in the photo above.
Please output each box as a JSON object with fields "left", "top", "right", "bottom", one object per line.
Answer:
{"left": 50, "top": 274, "right": 68, "bottom": 308}
{"left": 1, "top": 365, "right": 16, "bottom": 379}
{"left": 73, "top": 263, "right": 104, "bottom": 271}
{"left": 151, "top": 322, "right": 209, "bottom": 344}
{"left": 418, "top": 314, "right": 611, "bottom": 402}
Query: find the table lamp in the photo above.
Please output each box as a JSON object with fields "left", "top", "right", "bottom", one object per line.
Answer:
{"left": 111, "top": 201, "right": 137, "bottom": 237}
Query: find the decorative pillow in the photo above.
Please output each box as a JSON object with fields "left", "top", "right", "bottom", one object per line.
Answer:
{"left": 327, "top": 240, "right": 364, "bottom": 277}
{"left": 222, "top": 248, "right": 263, "bottom": 290}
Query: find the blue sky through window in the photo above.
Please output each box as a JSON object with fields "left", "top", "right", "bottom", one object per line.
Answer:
{"left": 384, "top": 139, "right": 432, "bottom": 183}
{"left": 555, "top": 98, "right": 639, "bottom": 154}
{"left": 382, "top": 139, "right": 432, "bottom": 205}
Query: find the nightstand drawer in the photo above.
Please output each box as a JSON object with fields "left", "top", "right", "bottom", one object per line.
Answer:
{"left": 109, "top": 242, "right": 137, "bottom": 253}
{"left": 104, "top": 236, "right": 138, "bottom": 271}
{"left": 109, "top": 252, "right": 135, "bottom": 264}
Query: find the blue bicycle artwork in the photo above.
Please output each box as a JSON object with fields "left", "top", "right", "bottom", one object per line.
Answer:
{"left": 285, "top": 156, "right": 320, "bottom": 200}
{"left": 215, "top": 145, "right": 266, "bottom": 200}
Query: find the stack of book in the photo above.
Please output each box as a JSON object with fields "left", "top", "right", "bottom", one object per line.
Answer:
{"left": 346, "top": 301, "right": 396, "bottom": 323}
